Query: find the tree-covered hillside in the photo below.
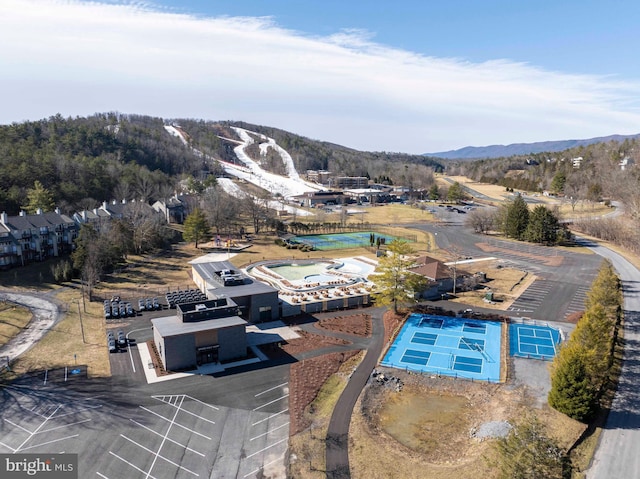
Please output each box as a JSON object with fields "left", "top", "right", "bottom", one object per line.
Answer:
{"left": 0, "top": 114, "right": 445, "bottom": 215}
{"left": 0, "top": 113, "right": 214, "bottom": 215}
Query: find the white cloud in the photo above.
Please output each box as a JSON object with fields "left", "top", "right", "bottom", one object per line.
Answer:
{"left": 1, "top": 0, "right": 640, "bottom": 153}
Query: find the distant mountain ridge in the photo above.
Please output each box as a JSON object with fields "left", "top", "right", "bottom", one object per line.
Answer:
{"left": 427, "top": 133, "right": 640, "bottom": 159}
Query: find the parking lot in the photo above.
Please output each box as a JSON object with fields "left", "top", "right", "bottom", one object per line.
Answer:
{"left": 0, "top": 362, "right": 291, "bottom": 478}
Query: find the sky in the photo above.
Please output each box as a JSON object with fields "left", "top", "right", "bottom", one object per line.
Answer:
{"left": 2, "top": 0, "right": 640, "bottom": 154}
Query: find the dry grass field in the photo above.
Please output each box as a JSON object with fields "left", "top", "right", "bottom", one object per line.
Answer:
{"left": 0, "top": 302, "right": 32, "bottom": 348}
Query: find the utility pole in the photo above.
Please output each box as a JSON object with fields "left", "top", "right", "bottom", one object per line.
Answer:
{"left": 77, "top": 301, "right": 86, "bottom": 344}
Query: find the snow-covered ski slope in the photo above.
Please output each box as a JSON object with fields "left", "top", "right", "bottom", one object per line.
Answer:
{"left": 164, "top": 124, "right": 323, "bottom": 201}
{"left": 228, "top": 127, "right": 323, "bottom": 199}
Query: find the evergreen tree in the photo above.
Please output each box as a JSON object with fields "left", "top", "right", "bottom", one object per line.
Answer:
{"left": 550, "top": 171, "right": 566, "bottom": 194}
{"left": 503, "top": 194, "right": 529, "bottom": 240}
{"left": 526, "top": 205, "right": 560, "bottom": 244}
{"left": 372, "top": 239, "right": 426, "bottom": 313}
{"left": 182, "top": 208, "right": 210, "bottom": 248}
{"left": 493, "top": 415, "right": 569, "bottom": 479}
{"left": 446, "top": 181, "right": 464, "bottom": 203}
{"left": 22, "top": 180, "right": 55, "bottom": 213}
{"left": 427, "top": 183, "right": 440, "bottom": 201}
{"left": 548, "top": 344, "right": 596, "bottom": 421}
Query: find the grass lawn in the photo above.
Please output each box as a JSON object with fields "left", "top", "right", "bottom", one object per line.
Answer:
{"left": 0, "top": 302, "right": 32, "bottom": 348}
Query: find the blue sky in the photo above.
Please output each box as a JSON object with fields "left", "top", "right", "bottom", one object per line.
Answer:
{"left": 1, "top": 0, "right": 640, "bottom": 153}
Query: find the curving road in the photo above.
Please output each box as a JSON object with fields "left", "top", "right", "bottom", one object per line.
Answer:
{"left": 581, "top": 238, "right": 640, "bottom": 479}
{"left": 325, "top": 307, "right": 385, "bottom": 479}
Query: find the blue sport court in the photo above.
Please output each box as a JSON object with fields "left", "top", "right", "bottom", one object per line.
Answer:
{"left": 290, "top": 231, "right": 407, "bottom": 251}
{"left": 509, "top": 323, "right": 560, "bottom": 361}
{"left": 381, "top": 314, "right": 502, "bottom": 382}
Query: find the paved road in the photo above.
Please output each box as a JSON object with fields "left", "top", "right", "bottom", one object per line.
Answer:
{"left": 582, "top": 238, "right": 640, "bottom": 479}
{"left": 325, "top": 307, "right": 385, "bottom": 478}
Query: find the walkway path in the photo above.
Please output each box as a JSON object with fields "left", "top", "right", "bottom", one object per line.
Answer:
{"left": 0, "top": 291, "right": 62, "bottom": 365}
{"left": 325, "top": 307, "right": 385, "bottom": 478}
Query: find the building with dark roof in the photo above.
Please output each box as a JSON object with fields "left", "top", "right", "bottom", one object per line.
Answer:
{"left": 410, "top": 255, "right": 470, "bottom": 299}
{"left": 152, "top": 298, "right": 248, "bottom": 371}
{"left": 0, "top": 209, "right": 78, "bottom": 267}
{"left": 191, "top": 260, "right": 280, "bottom": 323}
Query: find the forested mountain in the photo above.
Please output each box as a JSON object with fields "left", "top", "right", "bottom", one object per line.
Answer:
{"left": 428, "top": 133, "right": 640, "bottom": 159}
{"left": 0, "top": 114, "right": 444, "bottom": 215}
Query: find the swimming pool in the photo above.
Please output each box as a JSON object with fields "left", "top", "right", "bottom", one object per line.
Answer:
{"left": 381, "top": 314, "right": 502, "bottom": 382}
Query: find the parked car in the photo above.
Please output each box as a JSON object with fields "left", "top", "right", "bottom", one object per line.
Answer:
{"left": 116, "top": 330, "right": 127, "bottom": 348}
{"left": 152, "top": 297, "right": 160, "bottom": 310}
{"left": 108, "top": 339, "right": 117, "bottom": 353}
{"left": 138, "top": 299, "right": 146, "bottom": 311}
{"left": 126, "top": 303, "right": 134, "bottom": 316}
{"left": 146, "top": 298, "right": 153, "bottom": 311}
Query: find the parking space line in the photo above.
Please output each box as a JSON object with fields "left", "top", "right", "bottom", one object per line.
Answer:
{"left": 5, "top": 419, "right": 33, "bottom": 433}
{"left": 255, "top": 382, "right": 288, "bottom": 397}
{"left": 252, "top": 409, "right": 289, "bottom": 426}
{"left": 139, "top": 406, "right": 212, "bottom": 440}
{"left": 0, "top": 440, "right": 16, "bottom": 452}
{"left": 38, "top": 418, "right": 92, "bottom": 434}
{"left": 243, "top": 453, "right": 286, "bottom": 478}
{"left": 156, "top": 402, "right": 216, "bottom": 425}
{"left": 120, "top": 434, "right": 199, "bottom": 476}
{"left": 246, "top": 437, "right": 288, "bottom": 459}
{"left": 96, "top": 472, "right": 109, "bottom": 479}
{"left": 20, "top": 434, "right": 79, "bottom": 452}
{"left": 145, "top": 395, "right": 199, "bottom": 478}
{"left": 109, "top": 451, "right": 159, "bottom": 479}
{"left": 130, "top": 419, "right": 205, "bottom": 457}
{"left": 43, "top": 370, "right": 48, "bottom": 385}
{"left": 250, "top": 422, "right": 289, "bottom": 441}
{"left": 15, "top": 405, "right": 60, "bottom": 452}
{"left": 186, "top": 396, "right": 220, "bottom": 410}
{"left": 253, "top": 394, "right": 289, "bottom": 411}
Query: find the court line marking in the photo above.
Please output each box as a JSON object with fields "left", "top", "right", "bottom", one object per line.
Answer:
{"left": 130, "top": 419, "right": 205, "bottom": 457}
{"left": 121, "top": 433, "right": 198, "bottom": 477}
{"left": 109, "top": 451, "right": 159, "bottom": 479}
{"left": 250, "top": 422, "right": 289, "bottom": 441}
{"left": 139, "top": 406, "right": 212, "bottom": 440}
{"left": 255, "top": 383, "right": 288, "bottom": 397}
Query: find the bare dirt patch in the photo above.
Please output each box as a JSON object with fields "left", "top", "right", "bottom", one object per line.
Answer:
{"left": 315, "top": 314, "right": 371, "bottom": 337}
{"left": 351, "top": 371, "right": 586, "bottom": 479}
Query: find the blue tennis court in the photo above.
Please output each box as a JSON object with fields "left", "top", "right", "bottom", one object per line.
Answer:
{"left": 509, "top": 323, "right": 560, "bottom": 360}
{"left": 381, "top": 314, "right": 502, "bottom": 382}
{"left": 290, "top": 231, "right": 408, "bottom": 251}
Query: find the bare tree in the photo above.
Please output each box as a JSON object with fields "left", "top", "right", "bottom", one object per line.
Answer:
{"left": 466, "top": 208, "right": 495, "bottom": 234}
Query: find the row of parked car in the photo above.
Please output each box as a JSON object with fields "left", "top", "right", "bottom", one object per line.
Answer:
{"left": 104, "top": 300, "right": 134, "bottom": 319}
{"left": 138, "top": 297, "right": 162, "bottom": 312}
{"left": 107, "top": 329, "right": 127, "bottom": 353}
{"left": 165, "top": 289, "right": 207, "bottom": 309}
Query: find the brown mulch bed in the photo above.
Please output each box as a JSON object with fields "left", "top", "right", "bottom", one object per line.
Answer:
{"left": 315, "top": 313, "right": 372, "bottom": 337}
{"left": 146, "top": 340, "right": 170, "bottom": 377}
{"left": 281, "top": 330, "right": 350, "bottom": 356}
{"left": 289, "top": 350, "right": 360, "bottom": 435}
{"left": 383, "top": 310, "right": 406, "bottom": 344}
